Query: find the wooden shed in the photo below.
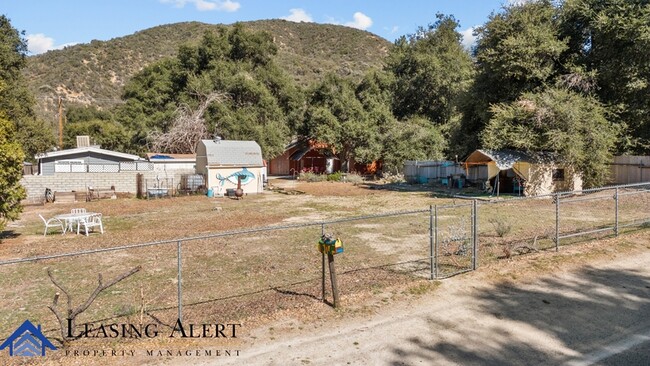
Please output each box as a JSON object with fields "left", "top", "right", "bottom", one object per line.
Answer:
{"left": 464, "top": 149, "right": 582, "bottom": 196}
{"left": 195, "top": 139, "right": 264, "bottom": 195}
{"left": 268, "top": 139, "right": 340, "bottom": 176}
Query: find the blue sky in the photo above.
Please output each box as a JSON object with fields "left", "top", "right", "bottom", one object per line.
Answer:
{"left": 3, "top": 0, "right": 517, "bottom": 55}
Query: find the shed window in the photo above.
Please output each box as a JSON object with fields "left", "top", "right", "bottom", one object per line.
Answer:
{"left": 552, "top": 168, "right": 565, "bottom": 181}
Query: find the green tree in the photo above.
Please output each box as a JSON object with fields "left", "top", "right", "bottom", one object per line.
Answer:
{"left": 15, "top": 118, "right": 56, "bottom": 161}
{"left": 388, "top": 14, "right": 474, "bottom": 126}
{"left": 0, "top": 112, "right": 26, "bottom": 233}
{"left": 301, "top": 74, "right": 380, "bottom": 172}
{"left": 560, "top": 0, "right": 650, "bottom": 153}
{"left": 118, "top": 25, "right": 299, "bottom": 158}
{"left": 0, "top": 15, "right": 31, "bottom": 121}
{"left": 382, "top": 117, "right": 446, "bottom": 174}
{"left": 481, "top": 88, "right": 618, "bottom": 187}
{"left": 0, "top": 16, "right": 30, "bottom": 233}
{"left": 458, "top": 1, "right": 568, "bottom": 155}
{"left": 354, "top": 69, "right": 446, "bottom": 173}
{"left": 0, "top": 15, "right": 53, "bottom": 159}
{"left": 63, "top": 120, "right": 131, "bottom": 152}
{"left": 66, "top": 105, "right": 113, "bottom": 123}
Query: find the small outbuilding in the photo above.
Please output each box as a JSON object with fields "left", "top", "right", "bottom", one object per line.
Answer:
{"left": 145, "top": 153, "right": 196, "bottom": 172}
{"left": 464, "top": 149, "right": 582, "bottom": 196}
{"left": 268, "top": 139, "right": 340, "bottom": 176}
{"left": 195, "top": 139, "right": 265, "bottom": 195}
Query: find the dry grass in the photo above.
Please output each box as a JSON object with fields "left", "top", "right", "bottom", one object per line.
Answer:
{"left": 0, "top": 180, "right": 648, "bottom": 362}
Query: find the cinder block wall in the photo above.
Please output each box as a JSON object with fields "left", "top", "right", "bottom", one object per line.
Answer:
{"left": 21, "top": 170, "right": 196, "bottom": 201}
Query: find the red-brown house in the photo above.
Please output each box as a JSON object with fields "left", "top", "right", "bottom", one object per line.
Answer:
{"left": 268, "top": 139, "right": 380, "bottom": 176}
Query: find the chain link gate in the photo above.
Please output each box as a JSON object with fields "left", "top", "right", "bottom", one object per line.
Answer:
{"left": 432, "top": 202, "right": 477, "bottom": 279}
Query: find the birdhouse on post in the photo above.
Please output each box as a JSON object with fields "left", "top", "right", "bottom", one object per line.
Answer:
{"left": 318, "top": 234, "right": 343, "bottom": 307}
{"left": 317, "top": 237, "right": 344, "bottom": 255}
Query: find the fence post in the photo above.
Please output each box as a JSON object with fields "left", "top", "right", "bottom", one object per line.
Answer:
{"left": 472, "top": 199, "right": 478, "bottom": 270}
{"left": 434, "top": 205, "right": 438, "bottom": 279}
{"left": 615, "top": 187, "right": 619, "bottom": 236}
{"left": 555, "top": 193, "right": 560, "bottom": 252}
{"left": 429, "top": 205, "right": 434, "bottom": 280}
{"left": 177, "top": 240, "right": 183, "bottom": 322}
{"left": 321, "top": 223, "right": 325, "bottom": 301}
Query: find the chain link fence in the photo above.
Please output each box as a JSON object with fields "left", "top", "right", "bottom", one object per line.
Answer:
{"left": 0, "top": 182, "right": 648, "bottom": 339}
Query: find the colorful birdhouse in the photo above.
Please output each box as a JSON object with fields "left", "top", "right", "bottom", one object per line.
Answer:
{"left": 318, "top": 237, "right": 344, "bottom": 255}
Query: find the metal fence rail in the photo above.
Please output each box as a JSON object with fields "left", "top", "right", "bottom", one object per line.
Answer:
{"left": 0, "top": 182, "right": 648, "bottom": 332}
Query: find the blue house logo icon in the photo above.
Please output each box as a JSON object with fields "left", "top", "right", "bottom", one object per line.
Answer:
{"left": 0, "top": 320, "right": 57, "bottom": 357}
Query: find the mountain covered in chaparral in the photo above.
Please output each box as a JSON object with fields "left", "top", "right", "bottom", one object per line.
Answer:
{"left": 23, "top": 20, "right": 392, "bottom": 120}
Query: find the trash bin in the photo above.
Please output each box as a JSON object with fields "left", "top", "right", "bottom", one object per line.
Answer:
{"left": 207, "top": 188, "right": 214, "bottom": 198}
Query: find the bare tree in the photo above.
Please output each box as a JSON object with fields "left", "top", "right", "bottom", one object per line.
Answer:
{"left": 47, "top": 266, "right": 141, "bottom": 344}
{"left": 149, "top": 92, "right": 226, "bottom": 154}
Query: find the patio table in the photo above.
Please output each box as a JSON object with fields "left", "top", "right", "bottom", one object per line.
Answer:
{"left": 54, "top": 212, "right": 97, "bottom": 234}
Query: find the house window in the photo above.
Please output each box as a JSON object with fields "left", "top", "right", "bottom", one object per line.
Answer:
{"left": 54, "top": 159, "right": 85, "bottom": 173}
{"left": 552, "top": 168, "right": 565, "bottom": 181}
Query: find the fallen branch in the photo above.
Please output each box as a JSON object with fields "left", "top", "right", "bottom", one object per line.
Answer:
{"left": 503, "top": 236, "right": 539, "bottom": 259}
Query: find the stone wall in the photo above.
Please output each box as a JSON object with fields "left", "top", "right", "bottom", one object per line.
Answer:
{"left": 21, "top": 169, "right": 196, "bottom": 201}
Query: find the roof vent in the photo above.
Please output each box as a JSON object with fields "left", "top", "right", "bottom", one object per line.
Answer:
{"left": 213, "top": 135, "right": 222, "bottom": 143}
{"left": 76, "top": 135, "right": 90, "bottom": 148}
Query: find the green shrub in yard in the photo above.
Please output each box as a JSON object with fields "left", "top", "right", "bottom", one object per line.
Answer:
{"left": 327, "top": 172, "right": 342, "bottom": 181}
{"left": 299, "top": 172, "right": 326, "bottom": 182}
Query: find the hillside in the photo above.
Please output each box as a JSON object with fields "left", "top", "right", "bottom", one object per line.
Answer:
{"left": 24, "top": 20, "right": 392, "bottom": 122}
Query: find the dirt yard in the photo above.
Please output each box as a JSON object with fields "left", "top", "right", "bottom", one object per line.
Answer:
{"left": 209, "top": 232, "right": 650, "bottom": 366}
{"left": 0, "top": 179, "right": 648, "bottom": 365}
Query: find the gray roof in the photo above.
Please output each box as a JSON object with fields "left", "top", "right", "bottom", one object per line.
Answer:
{"left": 35, "top": 146, "right": 144, "bottom": 161}
{"left": 467, "top": 149, "right": 556, "bottom": 170}
{"left": 201, "top": 139, "right": 263, "bottom": 167}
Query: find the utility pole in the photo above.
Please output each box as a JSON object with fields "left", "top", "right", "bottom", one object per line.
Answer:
{"left": 58, "top": 97, "right": 63, "bottom": 148}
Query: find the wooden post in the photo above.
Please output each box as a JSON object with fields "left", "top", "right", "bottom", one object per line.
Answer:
{"left": 58, "top": 97, "right": 64, "bottom": 148}
{"left": 321, "top": 225, "right": 325, "bottom": 301}
{"left": 327, "top": 253, "right": 339, "bottom": 307}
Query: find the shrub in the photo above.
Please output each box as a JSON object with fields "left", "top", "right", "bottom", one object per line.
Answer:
{"left": 489, "top": 217, "right": 512, "bottom": 237}
{"left": 327, "top": 172, "right": 342, "bottom": 182}
{"left": 299, "top": 172, "right": 326, "bottom": 182}
{"left": 345, "top": 172, "right": 365, "bottom": 184}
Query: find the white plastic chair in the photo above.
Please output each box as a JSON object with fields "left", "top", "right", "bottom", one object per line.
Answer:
{"left": 39, "top": 214, "right": 64, "bottom": 236}
{"left": 71, "top": 208, "right": 86, "bottom": 214}
{"left": 78, "top": 213, "right": 104, "bottom": 236}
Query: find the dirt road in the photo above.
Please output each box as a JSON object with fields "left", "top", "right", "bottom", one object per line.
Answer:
{"left": 201, "top": 242, "right": 650, "bottom": 365}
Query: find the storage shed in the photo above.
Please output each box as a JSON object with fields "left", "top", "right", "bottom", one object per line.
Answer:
{"left": 195, "top": 139, "right": 264, "bottom": 195}
{"left": 464, "top": 149, "right": 582, "bottom": 196}
{"left": 268, "top": 139, "right": 340, "bottom": 176}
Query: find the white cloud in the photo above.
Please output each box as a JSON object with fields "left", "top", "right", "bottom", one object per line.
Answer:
{"left": 282, "top": 8, "right": 313, "bottom": 23}
{"left": 345, "top": 12, "right": 373, "bottom": 30}
{"left": 216, "top": 0, "right": 240, "bottom": 12}
{"left": 460, "top": 26, "right": 478, "bottom": 50}
{"left": 161, "top": 0, "right": 240, "bottom": 12}
{"left": 26, "top": 33, "right": 77, "bottom": 55}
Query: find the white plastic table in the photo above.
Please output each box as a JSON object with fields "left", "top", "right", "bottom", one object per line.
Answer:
{"left": 54, "top": 212, "right": 96, "bottom": 234}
